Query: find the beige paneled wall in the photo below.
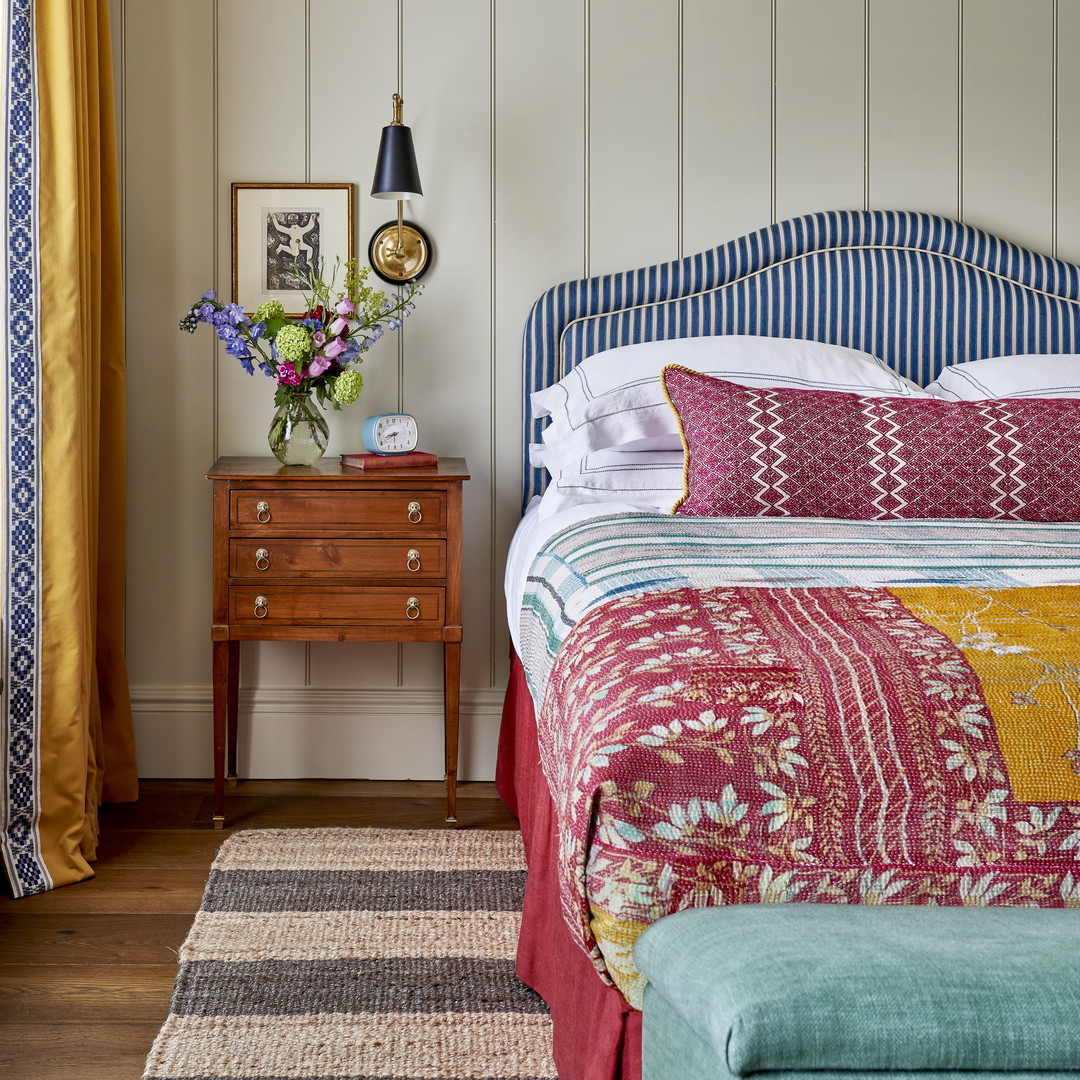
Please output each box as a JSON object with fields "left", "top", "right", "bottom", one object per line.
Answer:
{"left": 868, "top": 0, "right": 959, "bottom": 215}
{"left": 963, "top": 0, "right": 1057, "bottom": 254}
{"left": 119, "top": 0, "right": 1080, "bottom": 780}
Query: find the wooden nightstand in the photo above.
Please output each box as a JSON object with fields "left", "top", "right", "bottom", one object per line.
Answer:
{"left": 206, "top": 456, "right": 470, "bottom": 827}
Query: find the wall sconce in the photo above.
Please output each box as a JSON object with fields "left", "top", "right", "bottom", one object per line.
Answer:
{"left": 368, "top": 93, "right": 431, "bottom": 284}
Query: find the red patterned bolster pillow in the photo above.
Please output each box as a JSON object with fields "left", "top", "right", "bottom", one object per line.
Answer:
{"left": 661, "top": 363, "right": 1080, "bottom": 520}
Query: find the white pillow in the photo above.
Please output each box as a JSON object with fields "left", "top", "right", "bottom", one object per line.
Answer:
{"left": 532, "top": 335, "right": 927, "bottom": 469}
{"left": 924, "top": 355, "right": 1080, "bottom": 401}
{"left": 536, "top": 448, "right": 685, "bottom": 519}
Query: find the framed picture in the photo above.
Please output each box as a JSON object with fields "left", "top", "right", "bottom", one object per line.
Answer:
{"left": 231, "top": 182, "right": 354, "bottom": 315}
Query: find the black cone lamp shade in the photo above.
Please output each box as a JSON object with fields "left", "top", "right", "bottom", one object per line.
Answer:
{"left": 371, "top": 124, "right": 423, "bottom": 200}
{"left": 369, "top": 93, "right": 431, "bottom": 283}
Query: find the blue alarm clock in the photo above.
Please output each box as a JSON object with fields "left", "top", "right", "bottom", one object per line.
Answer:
{"left": 361, "top": 413, "right": 419, "bottom": 455}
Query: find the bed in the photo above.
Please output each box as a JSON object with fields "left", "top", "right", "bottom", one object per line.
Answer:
{"left": 495, "top": 210, "right": 1080, "bottom": 1080}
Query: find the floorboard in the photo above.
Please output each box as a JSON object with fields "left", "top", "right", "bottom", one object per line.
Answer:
{"left": 0, "top": 778, "right": 520, "bottom": 1079}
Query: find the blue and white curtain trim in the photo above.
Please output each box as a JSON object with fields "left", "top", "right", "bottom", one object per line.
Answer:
{"left": 2, "top": 0, "right": 49, "bottom": 895}
{"left": 522, "top": 210, "right": 1080, "bottom": 505}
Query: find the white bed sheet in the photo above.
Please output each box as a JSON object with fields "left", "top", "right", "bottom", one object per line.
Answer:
{"left": 504, "top": 495, "right": 657, "bottom": 656}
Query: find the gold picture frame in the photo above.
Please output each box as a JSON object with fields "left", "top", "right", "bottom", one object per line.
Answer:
{"left": 231, "top": 182, "right": 354, "bottom": 316}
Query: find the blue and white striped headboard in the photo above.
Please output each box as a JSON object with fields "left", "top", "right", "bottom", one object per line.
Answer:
{"left": 522, "top": 209, "right": 1080, "bottom": 505}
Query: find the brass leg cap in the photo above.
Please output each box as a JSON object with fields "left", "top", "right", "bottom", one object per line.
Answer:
{"left": 213, "top": 815, "right": 225, "bottom": 830}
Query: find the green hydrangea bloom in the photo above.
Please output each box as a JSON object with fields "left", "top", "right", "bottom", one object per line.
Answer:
{"left": 333, "top": 369, "right": 364, "bottom": 405}
{"left": 275, "top": 324, "right": 311, "bottom": 364}
{"left": 254, "top": 299, "right": 285, "bottom": 323}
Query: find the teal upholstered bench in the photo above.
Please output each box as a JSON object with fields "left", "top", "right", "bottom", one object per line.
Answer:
{"left": 634, "top": 905, "right": 1080, "bottom": 1080}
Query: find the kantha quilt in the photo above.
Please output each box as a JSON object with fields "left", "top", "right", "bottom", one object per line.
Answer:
{"left": 519, "top": 515, "right": 1080, "bottom": 1008}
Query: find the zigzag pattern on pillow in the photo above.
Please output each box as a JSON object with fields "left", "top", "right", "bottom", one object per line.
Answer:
{"left": 663, "top": 365, "right": 1080, "bottom": 521}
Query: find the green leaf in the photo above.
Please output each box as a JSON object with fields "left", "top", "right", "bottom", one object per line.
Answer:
{"left": 263, "top": 316, "right": 292, "bottom": 338}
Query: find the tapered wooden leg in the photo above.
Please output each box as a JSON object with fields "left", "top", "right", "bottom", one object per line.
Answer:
{"left": 212, "top": 640, "right": 229, "bottom": 828}
{"left": 443, "top": 640, "right": 461, "bottom": 824}
{"left": 226, "top": 641, "right": 240, "bottom": 785}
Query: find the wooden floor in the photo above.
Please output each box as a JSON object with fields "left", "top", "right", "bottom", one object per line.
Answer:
{"left": 0, "top": 778, "right": 520, "bottom": 1080}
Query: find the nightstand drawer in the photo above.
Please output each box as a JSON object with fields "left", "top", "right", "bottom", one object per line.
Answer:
{"left": 230, "top": 538, "right": 446, "bottom": 579}
{"left": 230, "top": 586, "right": 445, "bottom": 626}
{"left": 231, "top": 489, "right": 447, "bottom": 531}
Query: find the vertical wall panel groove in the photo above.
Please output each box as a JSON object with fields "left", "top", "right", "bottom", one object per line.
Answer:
{"left": 770, "top": 0, "right": 777, "bottom": 222}
{"left": 958, "top": 0, "right": 964, "bottom": 221}
{"left": 488, "top": 0, "right": 498, "bottom": 686}
{"left": 1052, "top": 0, "right": 1059, "bottom": 258}
{"left": 863, "top": 0, "right": 870, "bottom": 210}
{"left": 584, "top": 0, "right": 591, "bottom": 278}
{"left": 1056, "top": 0, "right": 1080, "bottom": 263}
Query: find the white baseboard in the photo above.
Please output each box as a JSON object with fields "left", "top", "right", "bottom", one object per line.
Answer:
{"left": 129, "top": 684, "right": 506, "bottom": 781}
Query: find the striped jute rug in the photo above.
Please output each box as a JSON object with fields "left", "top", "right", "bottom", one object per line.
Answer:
{"left": 143, "top": 827, "right": 557, "bottom": 1080}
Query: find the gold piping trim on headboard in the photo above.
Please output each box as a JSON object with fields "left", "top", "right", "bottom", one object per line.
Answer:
{"left": 556, "top": 243, "right": 1080, "bottom": 379}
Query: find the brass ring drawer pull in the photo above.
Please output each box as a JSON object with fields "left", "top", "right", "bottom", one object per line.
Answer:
{"left": 256, "top": 500, "right": 271, "bottom": 523}
{"left": 407, "top": 548, "right": 421, "bottom": 572}
{"left": 406, "top": 596, "right": 420, "bottom": 620}
{"left": 407, "top": 500, "right": 422, "bottom": 523}
{"left": 254, "top": 595, "right": 269, "bottom": 619}
{"left": 255, "top": 548, "right": 270, "bottom": 570}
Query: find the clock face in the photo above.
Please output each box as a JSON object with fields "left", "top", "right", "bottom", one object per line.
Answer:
{"left": 372, "top": 414, "right": 418, "bottom": 454}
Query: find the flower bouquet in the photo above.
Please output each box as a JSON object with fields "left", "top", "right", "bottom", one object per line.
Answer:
{"left": 180, "top": 260, "right": 421, "bottom": 464}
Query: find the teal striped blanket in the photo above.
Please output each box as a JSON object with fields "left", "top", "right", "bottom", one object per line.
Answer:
{"left": 519, "top": 515, "right": 1080, "bottom": 705}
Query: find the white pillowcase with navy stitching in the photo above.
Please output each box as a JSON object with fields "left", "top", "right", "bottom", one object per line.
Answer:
{"left": 924, "top": 355, "right": 1080, "bottom": 400}
{"left": 532, "top": 335, "right": 928, "bottom": 471}
{"left": 534, "top": 448, "right": 685, "bottom": 518}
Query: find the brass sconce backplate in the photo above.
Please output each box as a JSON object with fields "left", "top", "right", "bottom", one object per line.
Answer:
{"left": 368, "top": 220, "right": 431, "bottom": 284}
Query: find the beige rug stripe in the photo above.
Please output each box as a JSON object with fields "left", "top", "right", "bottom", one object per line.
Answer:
{"left": 145, "top": 1011, "right": 557, "bottom": 1079}
{"left": 180, "top": 909, "right": 523, "bottom": 962}
{"left": 212, "top": 827, "right": 528, "bottom": 872}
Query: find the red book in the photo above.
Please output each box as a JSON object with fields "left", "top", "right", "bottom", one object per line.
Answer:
{"left": 340, "top": 450, "right": 439, "bottom": 469}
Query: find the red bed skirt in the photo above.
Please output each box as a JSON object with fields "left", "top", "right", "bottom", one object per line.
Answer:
{"left": 496, "top": 652, "right": 642, "bottom": 1080}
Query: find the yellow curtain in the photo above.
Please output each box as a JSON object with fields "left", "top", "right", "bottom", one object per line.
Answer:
{"left": 9, "top": 0, "right": 137, "bottom": 895}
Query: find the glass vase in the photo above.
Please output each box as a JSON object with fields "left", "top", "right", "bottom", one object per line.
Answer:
{"left": 267, "top": 392, "right": 330, "bottom": 466}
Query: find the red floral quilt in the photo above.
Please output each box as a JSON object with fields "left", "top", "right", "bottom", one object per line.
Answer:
{"left": 536, "top": 581, "right": 1080, "bottom": 1007}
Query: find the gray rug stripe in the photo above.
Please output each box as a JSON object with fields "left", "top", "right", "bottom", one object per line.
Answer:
{"left": 170, "top": 957, "right": 548, "bottom": 1016}
{"left": 200, "top": 869, "right": 527, "bottom": 913}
